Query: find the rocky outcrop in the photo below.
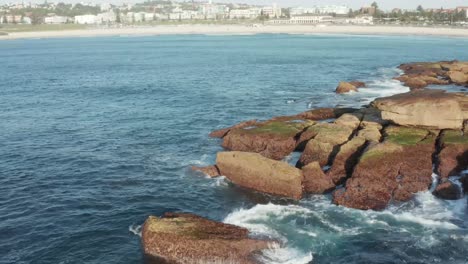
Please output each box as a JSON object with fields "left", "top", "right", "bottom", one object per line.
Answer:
{"left": 209, "top": 119, "right": 258, "bottom": 138}
{"left": 333, "top": 126, "right": 437, "bottom": 210}
{"left": 297, "top": 123, "right": 355, "bottom": 167}
{"left": 335, "top": 81, "right": 365, "bottom": 94}
{"left": 296, "top": 107, "right": 357, "bottom": 121}
{"left": 191, "top": 165, "right": 221, "bottom": 178}
{"left": 221, "top": 119, "right": 315, "bottom": 160}
{"left": 438, "top": 130, "right": 468, "bottom": 178}
{"left": 216, "top": 151, "right": 304, "bottom": 200}
{"left": 302, "top": 162, "right": 334, "bottom": 194}
{"left": 433, "top": 180, "right": 463, "bottom": 200}
{"left": 396, "top": 61, "right": 468, "bottom": 89}
{"left": 142, "top": 213, "right": 273, "bottom": 264}
{"left": 373, "top": 90, "right": 467, "bottom": 130}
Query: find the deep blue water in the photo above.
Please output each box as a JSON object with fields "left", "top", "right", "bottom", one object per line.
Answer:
{"left": 1, "top": 34, "right": 468, "bottom": 264}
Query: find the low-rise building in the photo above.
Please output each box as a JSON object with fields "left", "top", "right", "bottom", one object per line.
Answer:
{"left": 456, "top": 6, "right": 468, "bottom": 18}
{"left": 346, "top": 15, "right": 374, "bottom": 25}
{"left": 268, "top": 15, "right": 333, "bottom": 24}
{"left": 261, "top": 4, "right": 281, "bottom": 18}
{"left": 229, "top": 8, "right": 261, "bottom": 19}
{"left": 44, "top": 15, "right": 69, "bottom": 24}
{"left": 74, "top": 14, "right": 98, "bottom": 24}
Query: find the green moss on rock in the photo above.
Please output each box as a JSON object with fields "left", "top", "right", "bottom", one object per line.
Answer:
{"left": 385, "top": 126, "right": 431, "bottom": 146}
{"left": 242, "top": 120, "right": 314, "bottom": 137}
{"left": 441, "top": 130, "right": 468, "bottom": 145}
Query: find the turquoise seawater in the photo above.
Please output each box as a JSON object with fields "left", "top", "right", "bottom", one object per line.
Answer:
{"left": 0, "top": 34, "right": 467, "bottom": 264}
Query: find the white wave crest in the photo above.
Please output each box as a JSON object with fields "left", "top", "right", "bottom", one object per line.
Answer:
{"left": 129, "top": 224, "right": 142, "bottom": 237}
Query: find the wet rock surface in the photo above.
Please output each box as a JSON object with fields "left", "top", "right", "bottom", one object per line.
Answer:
{"left": 433, "top": 180, "right": 463, "bottom": 200}
{"left": 216, "top": 151, "right": 304, "bottom": 200}
{"left": 191, "top": 165, "right": 221, "bottom": 178}
{"left": 396, "top": 61, "right": 468, "bottom": 89}
{"left": 438, "top": 130, "right": 468, "bottom": 179}
{"left": 142, "top": 213, "right": 274, "bottom": 264}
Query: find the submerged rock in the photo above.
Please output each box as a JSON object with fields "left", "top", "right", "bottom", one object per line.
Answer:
{"left": 221, "top": 119, "right": 315, "bottom": 160}
{"left": 373, "top": 90, "right": 467, "bottom": 130}
{"left": 433, "top": 180, "right": 463, "bottom": 200}
{"left": 334, "top": 126, "right": 437, "bottom": 210}
{"left": 216, "top": 151, "right": 304, "bottom": 200}
{"left": 438, "top": 130, "right": 468, "bottom": 179}
{"left": 191, "top": 165, "right": 221, "bottom": 178}
{"left": 142, "top": 213, "right": 273, "bottom": 264}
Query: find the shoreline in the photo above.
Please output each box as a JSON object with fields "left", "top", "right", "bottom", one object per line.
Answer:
{"left": 1, "top": 25, "right": 468, "bottom": 40}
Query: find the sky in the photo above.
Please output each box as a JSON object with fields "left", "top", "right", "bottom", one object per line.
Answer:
{"left": 2, "top": 0, "right": 468, "bottom": 10}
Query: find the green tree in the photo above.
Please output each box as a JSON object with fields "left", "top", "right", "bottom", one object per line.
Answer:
{"left": 417, "top": 5, "right": 424, "bottom": 13}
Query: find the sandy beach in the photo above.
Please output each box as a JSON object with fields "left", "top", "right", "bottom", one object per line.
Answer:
{"left": 1, "top": 24, "right": 468, "bottom": 40}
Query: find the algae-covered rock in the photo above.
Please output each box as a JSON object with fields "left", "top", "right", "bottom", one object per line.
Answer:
{"left": 221, "top": 119, "right": 315, "bottom": 160}
{"left": 142, "top": 213, "right": 274, "bottom": 264}
{"left": 209, "top": 119, "right": 258, "bottom": 138}
{"left": 216, "top": 151, "right": 304, "bottom": 199}
{"left": 296, "top": 107, "right": 357, "bottom": 121}
{"left": 333, "top": 126, "right": 436, "bottom": 210}
{"left": 438, "top": 130, "right": 468, "bottom": 179}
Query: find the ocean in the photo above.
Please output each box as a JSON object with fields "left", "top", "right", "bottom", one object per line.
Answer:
{"left": 1, "top": 34, "right": 467, "bottom": 264}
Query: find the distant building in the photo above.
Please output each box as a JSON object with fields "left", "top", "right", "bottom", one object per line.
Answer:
{"left": 261, "top": 4, "right": 282, "bottom": 18}
{"left": 22, "top": 16, "right": 32, "bottom": 24}
{"left": 346, "top": 15, "right": 374, "bottom": 25}
{"left": 268, "top": 15, "right": 333, "bottom": 24}
{"left": 229, "top": 8, "right": 261, "bottom": 19}
{"left": 360, "top": 6, "right": 376, "bottom": 16}
{"left": 456, "top": 6, "right": 468, "bottom": 18}
{"left": 290, "top": 5, "right": 349, "bottom": 16}
{"left": 97, "top": 10, "right": 116, "bottom": 23}
{"left": 74, "top": 14, "right": 98, "bottom": 24}
{"left": 44, "top": 15, "right": 69, "bottom": 24}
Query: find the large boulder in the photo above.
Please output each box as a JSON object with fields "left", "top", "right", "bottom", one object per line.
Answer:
{"left": 336, "top": 81, "right": 359, "bottom": 94}
{"left": 302, "top": 162, "right": 335, "bottom": 194}
{"left": 142, "top": 213, "right": 273, "bottom": 264}
{"left": 333, "top": 126, "right": 437, "bottom": 210}
{"left": 438, "top": 130, "right": 468, "bottom": 178}
{"left": 297, "top": 123, "right": 354, "bottom": 167}
{"left": 448, "top": 71, "right": 468, "bottom": 85}
{"left": 372, "top": 90, "right": 467, "bottom": 130}
{"left": 216, "top": 151, "right": 304, "bottom": 199}
{"left": 221, "top": 119, "right": 315, "bottom": 160}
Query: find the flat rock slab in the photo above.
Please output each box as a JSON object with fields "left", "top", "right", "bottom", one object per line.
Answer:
{"left": 221, "top": 119, "right": 315, "bottom": 160}
{"left": 142, "top": 213, "right": 273, "bottom": 264}
{"left": 373, "top": 89, "right": 467, "bottom": 130}
{"left": 217, "top": 151, "right": 304, "bottom": 199}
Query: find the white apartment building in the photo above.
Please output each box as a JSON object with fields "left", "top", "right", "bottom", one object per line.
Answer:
{"left": 346, "top": 15, "right": 374, "bottom": 25}
{"left": 97, "top": 10, "right": 116, "bottom": 23}
{"left": 229, "top": 8, "right": 261, "bottom": 19}
{"left": 44, "top": 15, "right": 69, "bottom": 24}
{"left": 262, "top": 4, "right": 281, "bottom": 18}
{"left": 268, "top": 15, "right": 333, "bottom": 24}
{"left": 291, "top": 5, "right": 349, "bottom": 16}
{"left": 74, "top": 14, "right": 98, "bottom": 24}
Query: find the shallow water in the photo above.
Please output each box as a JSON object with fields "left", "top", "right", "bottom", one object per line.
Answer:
{"left": 0, "top": 34, "right": 467, "bottom": 264}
